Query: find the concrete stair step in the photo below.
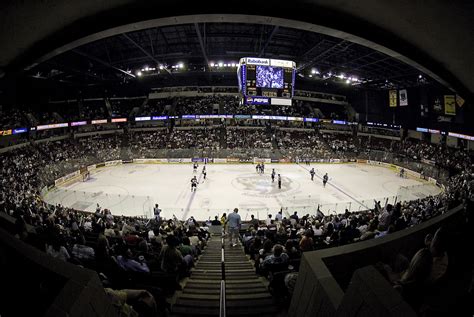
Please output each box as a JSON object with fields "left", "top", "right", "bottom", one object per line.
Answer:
{"left": 178, "top": 293, "right": 272, "bottom": 301}
{"left": 175, "top": 299, "right": 219, "bottom": 308}
{"left": 171, "top": 306, "right": 218, "bottom": 316}
{"left": 183, "top": 287, "right": 268, "bottom": 295}
{"left": 185, "top": 281, "right": 264, "bottom": 289}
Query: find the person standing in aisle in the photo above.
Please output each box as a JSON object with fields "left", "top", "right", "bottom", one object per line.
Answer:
{"left": 221, "top": 213, "right": 227, "bottom": 235}
{"left": 227, "top": 208, "right": 241, "bottom": 247}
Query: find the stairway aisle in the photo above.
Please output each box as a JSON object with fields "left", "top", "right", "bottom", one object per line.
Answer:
{"left": 171, "top": 235, "right": 280, "bottom": 317}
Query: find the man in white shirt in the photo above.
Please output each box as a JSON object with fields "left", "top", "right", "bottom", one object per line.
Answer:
{"left": 275, "top": 210, "right": 283, "bottom": 222}
{"left": 265, "top": 214, "right": 272, "bottom": 226}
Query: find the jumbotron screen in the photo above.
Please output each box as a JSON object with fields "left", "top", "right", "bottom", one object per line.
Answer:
{"left": 238, "top": 57, "right": 296, "bottom": 105}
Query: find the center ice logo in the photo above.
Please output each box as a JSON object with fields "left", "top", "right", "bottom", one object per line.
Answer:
{"left": 232, "top": 174, "right": 294, "bottom": 196}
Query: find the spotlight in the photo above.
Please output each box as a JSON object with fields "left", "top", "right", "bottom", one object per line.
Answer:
{"left": 345, "top": 79, "right": 350, "bottom": 84}
{"left": 218, "top": 62, "right": 224, "bottom": 67}
{"left": 178, "top": 63, "right": 184, "bottom": 69}
{"left": 159, "top": 65, "right": 164, "bottom": 70}
{"left": 136, "top": 71, "right": 142, "bottom": 77}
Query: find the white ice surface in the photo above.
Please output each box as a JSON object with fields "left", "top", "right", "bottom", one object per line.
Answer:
{"left": 43, "top": 163, "right": 441, "bottom": 221}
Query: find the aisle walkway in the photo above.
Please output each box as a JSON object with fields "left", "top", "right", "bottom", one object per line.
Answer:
{"left": 171, "top": 235, "right": 280, "bottom": 316}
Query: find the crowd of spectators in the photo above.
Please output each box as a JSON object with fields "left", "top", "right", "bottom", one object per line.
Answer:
{"left": 138, "top": 99, "right": 171, "bottom": 116}
{"left": 277, "top": 130, "right": 333, "bottom": 160}
{"left": 0, "top": 106, "right": 29, "bottom": 129}
{"left": 322, "top": 133, "right": 358, "bottom": 157}
{"left": 226, "top": 128, "right": 272, "bottom": 149}
{"left": 168, "top": 128, "right": 221, "bottom": 150}
{"left": 0, "top": 124, "right": 473, "bottom": 315}
{"left": 4, "top": 194, "right": 210, "bottom": 315}
{"left": 1, "top": 92, "right": 353, "bottom": 131}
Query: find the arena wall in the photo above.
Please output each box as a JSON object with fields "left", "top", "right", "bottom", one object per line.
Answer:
{"left": 289, "top": 204, "right": 463, "bottom": 317}
{"left": 0, "top": 227, "right": 116, "bottom": 317}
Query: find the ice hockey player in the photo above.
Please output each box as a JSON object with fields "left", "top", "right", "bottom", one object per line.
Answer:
{"left": 323, "top": 173, "right": 328, "bottom": 187}
{"left": 191, "top": 176, "right": 198, "bottom": 191}
{"left": 399, "top": 168, "right": 405, "bottom": 178}
{"left": 271, "top": 169, "right": 276, "bottom": 182}
{"left": 193, "top": 162, "right": 199, "bottom": 173}
{"left": 278, "top": 174, "right": 282, "bottom": 189}
{"left": 310, "top": 168, "right": 315, "bottom": 181}
{"left": 202, "top": 166, "right": 207, "bottom": 180}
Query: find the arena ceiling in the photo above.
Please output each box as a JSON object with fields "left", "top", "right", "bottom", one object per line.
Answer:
{"left": 0, "top": 1, "right": 473, "bottom": 98}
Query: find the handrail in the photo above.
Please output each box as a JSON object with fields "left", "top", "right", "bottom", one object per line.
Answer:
{"left": 219, "top": 236, "right": 226, "bottom": 317}
{"left": 221, "top": 237, "right": 225, "bottom": 280}
{"left": 219, "top": 280, "right": 226, "bottom": 317}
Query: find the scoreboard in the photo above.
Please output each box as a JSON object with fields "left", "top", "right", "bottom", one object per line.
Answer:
{"left": 237, "top": 57, "right": 296, "bottom": 105}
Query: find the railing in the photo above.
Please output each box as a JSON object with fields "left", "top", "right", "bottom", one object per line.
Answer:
{"left": 219, "top": 236, "right": 226, "bottom": 317}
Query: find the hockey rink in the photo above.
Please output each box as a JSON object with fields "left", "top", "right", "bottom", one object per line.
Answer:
{"left": 43, "top": 163, "right": 442, "bottom": 221}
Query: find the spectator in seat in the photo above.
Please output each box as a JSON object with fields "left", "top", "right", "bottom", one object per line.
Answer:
{"left": 249, "top": 237, "right": 263, "bottom": 260}
{"left": 46, "top": 235, "right": 70, "bottom": 262}
{"left": 429, "top": 227, "right": 449, "bottom": 282}
{"left": 290, "top": 211, "right": 299, "bottom": 223}
{"left": 179, "top": 237, "right": 194, "bottom": 258}
{"left": 159, "top": 235, "right": 184, "bottom": 274}
{"left": 395, "top": 248, "right": 433, "bottom": 312}
{"left": 258, "top": 239, "right": 274, "bottom": 265}
{"left": 105, "top": 288, "right": 157, "bottom": 317}
{"left": 284, "top": 240, "right": 300, "bottom": 259}
{"left": 211, "top": 216, "right": 221, "bottom": 226}
{"left": 261, "top": 244, "right": 289, "bottom": 270}
{"left": 116, "top": 247, "right": 150, "bottom": 273}
{"left": 299, "top": 230, "right": 314, "bottom": 252}
{"left": 378, "top": 204, "right": 393, "bottom": 231}
{"left": 13, "top": 216, "right": 29, "bottom": 241}
{"left": 250, "top": 214, "right": 259, "bottom": 229}
{"left": 265, "top": 214, "right": 272, "bottom": 226}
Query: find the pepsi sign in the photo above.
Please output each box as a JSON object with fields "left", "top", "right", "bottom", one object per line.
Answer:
{"left": 246, "top": 96, "right": 269, "bottom": 105}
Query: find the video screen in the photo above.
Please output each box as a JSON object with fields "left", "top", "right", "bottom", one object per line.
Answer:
{"left": 256, "top": 65, "right": 284, "bottom": 89}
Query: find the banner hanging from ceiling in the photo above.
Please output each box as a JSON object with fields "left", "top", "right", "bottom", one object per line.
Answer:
{"left": 389, "top": 90, "right": 397, "bottom": 107}
{"left": 444, "top": 95, "right": 456, "bottom": 115}
{"left": 399, "top": 89, "right": 408, "bottom": 106}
